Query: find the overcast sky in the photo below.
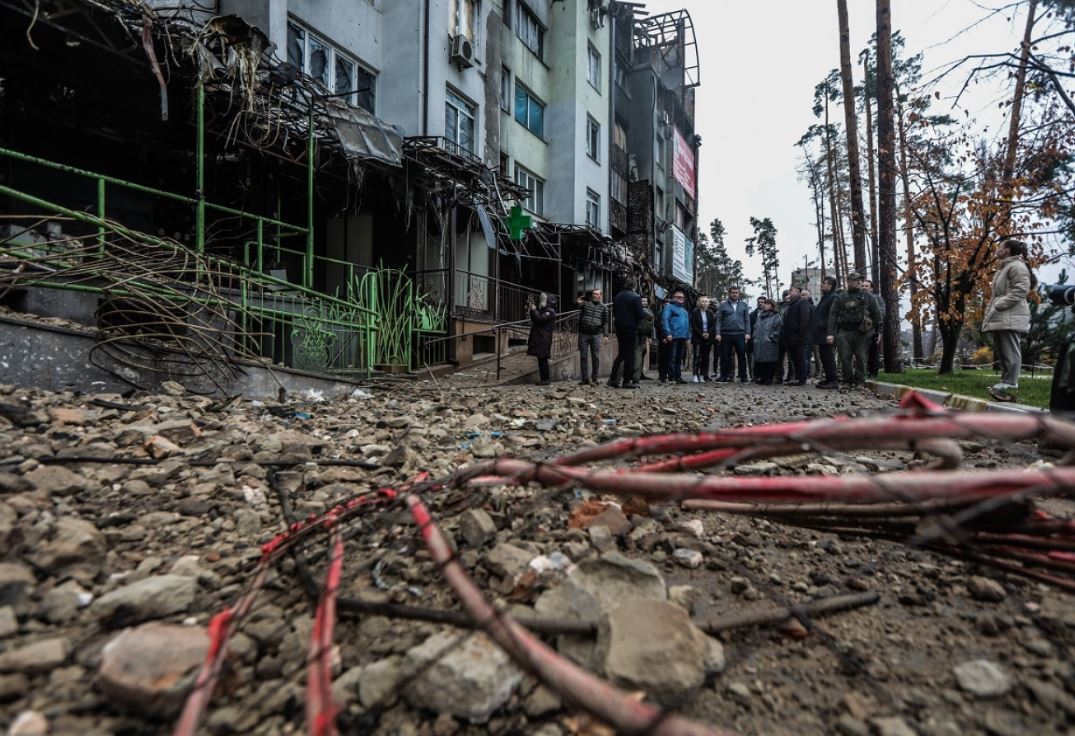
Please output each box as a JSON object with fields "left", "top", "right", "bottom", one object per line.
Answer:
{"left": 639, "top": 0, "right": 1041, "bottom": 293}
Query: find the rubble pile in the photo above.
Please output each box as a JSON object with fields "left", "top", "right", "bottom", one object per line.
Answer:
{"left": 0, "top": 380, "right": 1072, "bottom": 735}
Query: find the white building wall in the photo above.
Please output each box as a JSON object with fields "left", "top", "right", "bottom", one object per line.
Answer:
{"left": 545, "top": 0, "right": 609, "bottom": 232}
{"left": 497, "top": 1, "right": 552, "bottom": 200}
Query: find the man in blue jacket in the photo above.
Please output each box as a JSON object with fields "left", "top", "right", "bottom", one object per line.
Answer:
{"left": 715, "top": 286, "right": 751, "bottom": 383}
{"left": 660, "top": 289, "right": 691, "bottom": 384}
{"left": 607, "top": 279, "right": 647, "bottom": 389}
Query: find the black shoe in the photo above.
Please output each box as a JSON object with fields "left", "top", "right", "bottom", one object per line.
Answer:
{"left": 817, "top": 381, "right": 839, "bottom": 389}
{"left": 623, "top": 383, "right": 640, "bottom": 389}
{"left": 739, "top": 378, "right": 749, "bottom": 384}
{"left": 538, "top": 380, "right": 551, "bottom": 386}
{"left": 792, "top": 380, "right": 807, "bottom": 386}
{"left": 640, "top": 375, "right": 653, "bottom": 380}
{"left": 675, "top": 378, "right": 689, "bottom": 384}
{"left": 606, "top": 382, "right": 620, "bottom": 388}
{"left": 773, "top": 378, "right": 783, "bottom": 385}
{"left": 579, "top": 380, "right": 590, "bottom": 386}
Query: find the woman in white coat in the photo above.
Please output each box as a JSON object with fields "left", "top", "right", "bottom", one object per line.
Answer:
{"left": 982, "top": 239, "right": 1033, "bottom": 401}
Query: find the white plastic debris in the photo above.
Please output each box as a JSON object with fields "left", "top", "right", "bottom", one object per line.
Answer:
{"left": 350, "top": 388, "right": 372, "bottom": 400}
{"left": 242, "top": 485, "right": 268, "bottom": 507}
{"left": 304, "top": 388, "right": 326, "bottom": 403}
{"left": 528, "top": 552, "right": 571, "bottom": 574}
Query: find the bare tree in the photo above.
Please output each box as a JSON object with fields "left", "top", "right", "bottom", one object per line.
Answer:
{"left": 1003, "top": 0, "right": 1040, "bottom": 184}
{"left": 860, "top": 51, "right": 880, "bottom": 285}
{"left": 875, "top": 0, "right": 901, "bottom": 372}
{"left": 838, "top": 0, "right": 868, "bottom": 274}
{"left": 896, "top": 94, "right": 923, "bottom": 363}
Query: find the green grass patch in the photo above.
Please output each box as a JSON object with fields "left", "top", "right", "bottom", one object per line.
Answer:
{"left": 877, "top": 369, "right": 1051, "bottom": 409}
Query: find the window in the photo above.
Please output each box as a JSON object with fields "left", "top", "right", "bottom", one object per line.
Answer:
{"left": 288, "top": 22, "right": 376, "bottom": 112}
{"left": 445, "top": 89, "right": 476, "bottom": 153}
{"left": 614, "top": 59, "right": 627, "bottom": 90}
{"left": 514, "top": 83, "right": 545, "bottom": 138}
{"left": 614, "top": 121, "right": 627, "bottom": 151}
{"left": 515, "top": 165, "right": 544, "bottom": 215}
{"left": 515, "top": 2, "right": 544, "bottom": 59}
{"left": 500, "top": 153, "right": 510, "bottom": 175}
{"left": 586, "top": 189, "right": 601, "bottom": 229}
{"left": 656, "top": 134, "right": 667, "bottom": 167}
{"left": 655, "top": 186, "right": 665, "bottom": 219}
{"left": 587, "top": 45, "right": 601, "bottom": 91}
{"left": 586, "top": 116, "right": 601, "bottom": 162}
{"left": 611, "top": 171, "right": 627, "bottom": 204}
{"left": 450, "top": 0, "right": 481, "bottom": 47}
{"left": 500, "top": 67, "right": 511, "bottom": 112}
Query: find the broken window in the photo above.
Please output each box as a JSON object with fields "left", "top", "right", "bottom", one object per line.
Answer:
{"left": 445, "top": 89, "right": 476, "bottom": 154}
{"left": 587, "top": 44, "right": 601, "bottom": 91}
{"left": 514, "top": 83, "right": 544, "bottom": 138}
{"left": 586, "top": 188, "right": 601, "bottom": 228}
{"left": 500, "top": 67, "right": 512, "bottom": 112}
{"left": 288, "top": 21, "right": 376, "bottom": 112}
{"left": 450, "top": 0, "right": 481, "bottom": 47}
{"left": 586, "top": 116, "right": 601, "bottom": 163}
{"left": 611, "top": 171, "right": 627, "bottom": 204}
{"left": 514, "top": 165, "right": 544, "bottom": 215}
{"left": 514, "top": 2, "right": 543, "bottom": 59}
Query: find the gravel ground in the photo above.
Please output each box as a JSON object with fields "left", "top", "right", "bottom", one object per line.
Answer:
{"left": 0, "top": 378, "right": 1072, "bottom": 736}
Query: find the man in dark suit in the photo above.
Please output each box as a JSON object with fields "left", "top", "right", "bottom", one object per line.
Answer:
{"left": 607, "top": 279, "right": 646, "bottom": 389}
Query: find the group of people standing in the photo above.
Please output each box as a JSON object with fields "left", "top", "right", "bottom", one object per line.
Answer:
{"left": 531, "top": 273, "right": 888, "bottom": 388}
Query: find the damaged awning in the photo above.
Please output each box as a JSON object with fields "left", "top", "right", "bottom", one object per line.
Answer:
{"left": 327, "top": 103, "right": 403, "bottom": 168}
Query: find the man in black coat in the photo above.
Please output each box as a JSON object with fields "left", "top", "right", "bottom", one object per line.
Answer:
{"left": 810, "top": 276, "right": 839, "bottom": 388}
{"left": 608, "top": 279, "right": 646, "bottom": 389}
{"left": 780, "top": 285, "right": 814, "bottom": 386}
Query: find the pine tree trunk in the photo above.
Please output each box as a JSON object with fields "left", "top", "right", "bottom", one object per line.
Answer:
{"left": 1000, "top": 0, "right": 1038, "bottom": 231}
{"left": 837, "top": 0, "right": 868, "bottom": 273}
{"left": 896, "top": 94, "right": 923, "bottom": 363}
{"left": 824, "top": 95, "right": 844, "bottom": 284}
{"left": 863, "top": 56, "right": 880, "bottom": 287}
{"left": 876, "top": 0, "right": 901, "bottom": 372}
{"left": 807, "top": 156, "right": 828, "bottom": 279}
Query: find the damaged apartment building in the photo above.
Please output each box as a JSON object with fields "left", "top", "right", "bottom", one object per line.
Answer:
{"left": 0, "top": 0, "right": 701, "bottom": 393}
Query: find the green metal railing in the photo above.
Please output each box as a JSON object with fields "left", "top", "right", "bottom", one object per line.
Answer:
{"left": 0, "top": 141, "right": 447, "bottom": 379}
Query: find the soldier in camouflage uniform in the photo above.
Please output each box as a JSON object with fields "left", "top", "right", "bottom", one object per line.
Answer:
{"left": 826, "top": 272, "right": 883, "bottom": 386}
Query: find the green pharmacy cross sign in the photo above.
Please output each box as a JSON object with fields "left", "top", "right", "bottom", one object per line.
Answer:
{"left": 505, "top": 205, "right": 532, "bottom": 241}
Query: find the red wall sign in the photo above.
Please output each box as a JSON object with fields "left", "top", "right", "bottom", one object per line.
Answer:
{"left": 673, "top": 129, "right": 696, "bottom": 196}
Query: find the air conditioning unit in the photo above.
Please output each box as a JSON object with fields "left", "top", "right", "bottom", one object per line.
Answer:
{"left": 450, "top": 34, "right": 475, "bottom": 69}
{"left": 589, "top": 7, "right": 605, "bottom": 29}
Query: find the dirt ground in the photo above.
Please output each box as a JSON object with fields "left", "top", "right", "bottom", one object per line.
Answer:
{"left": 0, "top": 378, "right": 1072, "bottom": 736}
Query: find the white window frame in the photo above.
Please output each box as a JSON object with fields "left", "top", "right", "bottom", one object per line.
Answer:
{"left": 500, "top": 66, "right": 512, "bottom": 112}
{"left": 514, "top": 82, "right": 545, "bottom": 138}
{"left": 587, "top": 44, "right": 601, "bottom": 91}
{"left": 287, "top": 21, "right": 376, "bottom": 112}
{"left": 445, "top": 88, "right": 477, "bottom": 154}
{"left": 586, "top": 115, "right": 601, "bottom": 163}
{"left": 586, "top": 188, "right": 601, "bottom": 229}
{"left": 514, "top": 2, "right": 544, "bottom": 59}
{"left": 514, "top": 165, "right": 544, "bottom": 215}
{"left": 451, "top": 0, "right": 482, "bottom": 50}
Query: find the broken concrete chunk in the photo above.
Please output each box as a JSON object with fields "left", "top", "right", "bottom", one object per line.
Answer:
{"left": 0, "top": 637, "right": 69, "bottom": 673}
{"left": 404, "top": 631, "right": 523, "bottom": 723}
{"left": 97, "top": 622, "right": 209, "bottom": 717}
{"left": 91, "top": 575, "right": 196, "bottom": 626}
{"left": 30, "top": 517, "right": 105, "bottom": 585}
{"left": 597, "top": 599, "right": 706, "bottom": 706}
{"left": 458, "top": 509, "right": 497, "bottom": 548}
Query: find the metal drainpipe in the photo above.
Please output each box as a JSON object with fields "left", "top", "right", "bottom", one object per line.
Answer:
{"left": 195, "top": 81, "right": 205, "bottom": 255}
{"left": 422, "top": 0, "right": 431, "bottom": 135}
